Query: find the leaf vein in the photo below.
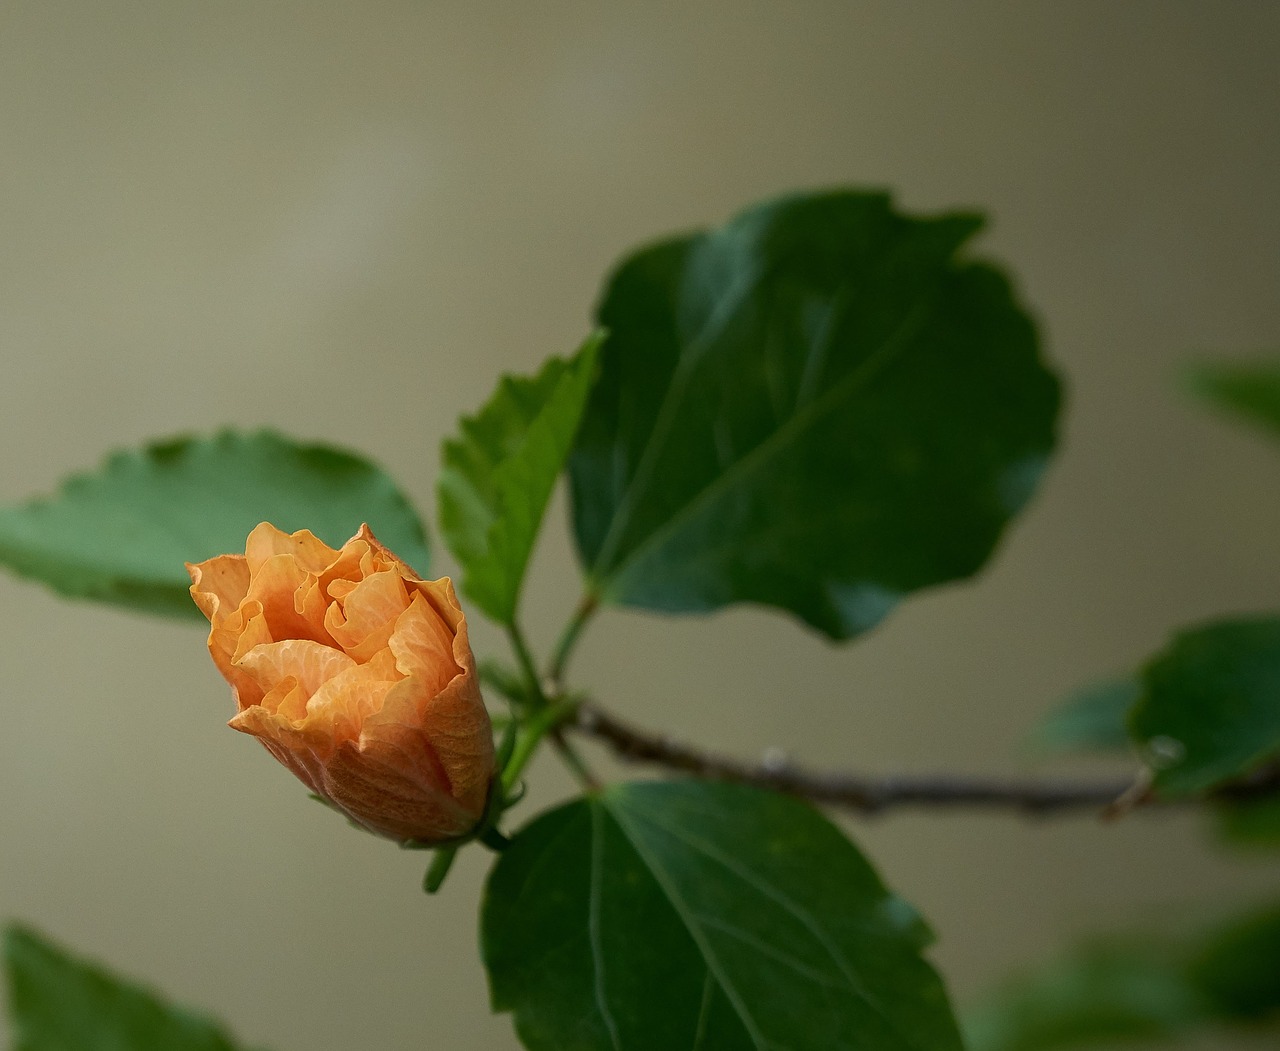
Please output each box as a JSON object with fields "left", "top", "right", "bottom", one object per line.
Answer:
{"left": 606, "top": 802, "right": 771, "bottom": 1051}
{"left": 604, "top": 296, "right": 932, "bottom": 594}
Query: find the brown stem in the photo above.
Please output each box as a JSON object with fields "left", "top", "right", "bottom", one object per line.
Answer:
{"left": 570, "top": 701, "right": 1280, "bottom": 816}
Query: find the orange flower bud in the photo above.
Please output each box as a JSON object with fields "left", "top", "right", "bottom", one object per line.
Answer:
{"left": 187, "top": 523, "right": 495, "bottom": 844}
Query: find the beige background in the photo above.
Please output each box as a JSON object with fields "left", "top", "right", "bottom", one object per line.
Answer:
{"left": 2, "top": 3, "right": 1280, "bottom": 1049}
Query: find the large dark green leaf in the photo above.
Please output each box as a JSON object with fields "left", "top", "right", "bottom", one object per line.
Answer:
{"left": 0, "top": 429, "right": 430, "bottom": 618}
{"left": 568, "top": 190, "right": 1060, "bottom": 639}
{"left": 1188, "top": 360, "right": 1280, "bottom": 441}
{"left": 962, "top": 944, "right": 1203, "bottom": 1051}
{"left": 1128, "top": 618, "right": 1280, "bottom": 796}
{"left": 4, "top": 924, "right": 260, "bottom": 1051}
{"left": 438, "top": 334, "right": 602, "bottom": 624}
{"left": 482, "top": 779, "right": 962, "bottom": 1051}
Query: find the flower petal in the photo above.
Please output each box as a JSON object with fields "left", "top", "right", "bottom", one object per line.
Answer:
{"left": 323, "top": 732, "right": 477, "bottom": 841}
{"left": 236, "top": 639, "right": 356, "bottom": 699}
{"left": 193, "top": 524, "right": 494, "bottom": 844}
{"left": 388, "top": 593, "right": 458, "bottom": 694}
{"left": 186, "top": 555, "right": 250, "bottom": 625}
{"left": 324, "top": 569, "right": 411, "bottom": 662}
{"left": 245, "top": 523, "right": 340, "bottom": 575}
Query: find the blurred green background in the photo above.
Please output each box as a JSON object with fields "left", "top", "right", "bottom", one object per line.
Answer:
{"left": 2, "top": 3, "right": 1279, "bottom": 1049}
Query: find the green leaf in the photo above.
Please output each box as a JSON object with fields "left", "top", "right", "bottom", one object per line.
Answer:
{"left": 569, "top": 189, "right": 1060, "bottom": 639}
{"left": 439, "top": 334, "right": 603, "bottom": 624}
{"left": 1027, "top": 678, "right": 1139, "bottom": 755}
{"left": 1188, "top": 360, "right": 1280, "bottom": 441}
{"left": 965, "top": 901, "right": 1280, "bottom": 1051}
{"left": 1128, "top": 617, "right": 1280, "bottom": 796}
{"left": 5, "top": 923, "right": 261, "bottom": 1051}
{"left": 0, "top": 429, "right": 430, "bottom": 618}
{"left": 962, "top": 944, "right": 1203, "bottom": 1051}
{"left": 482, "top": 779, "right": 962, "bottom": 1051}
{"left": 1185, "top": 902, "right": 1280, "bottom": 1022}
{"left": 1213, "top": 796, "right": 1280, "bottom": 848}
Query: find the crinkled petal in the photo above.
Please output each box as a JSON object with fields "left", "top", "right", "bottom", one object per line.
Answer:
{"left": 194, "top": 524, "right": 493, "bottom": 845}
{"left": 230, "top": 706, "right": 335, "bottom": 776}
{"left": 245, "top": 553, "right": 333, "bottom": 645}
{"left": 299, "top": 650, "right": 400, "bottom": 742}
{"left": 245, "top": 523, "right": 340, "bottom": 575}
{"left": 186, "top": 555, "right": 250, "bottom": 626}
{"left": 353, "top": 522, "right": 422, "bottom": 580}
{"left": 324, "top": 569, "right": 411, "bottom": 662}
{"left": 203, "top": 599, "right": 271, "bottom": 709}
{"left": 371, "top": 598, "right": 492, "bottom": 824}
{"left": 388, "top": 593, "right": 458, "bottom": 694}
{"left": 236, "top": 639, "right": 356, "bottom": 699}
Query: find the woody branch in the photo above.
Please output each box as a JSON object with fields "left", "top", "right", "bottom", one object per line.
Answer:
{"left": 569, "top": 701, "right": 1280, "bottom": 815}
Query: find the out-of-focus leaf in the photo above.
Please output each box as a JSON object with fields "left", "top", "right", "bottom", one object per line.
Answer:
{"left": 1214, "top": 797, "right": 1280, "bottom": 848}
{"left": 0, "top": 429, "right": 429, "bottom": 618}
{"left": 4, "top": 924, "right": 262, "bottom": 1051}
{"left": 482, "top": 779, "right": 962, "bottom": 1051}
{"left": 569, "top": 189, "right": 1060, "bottom": 640}
{"left": 962, "top": 944, "right": 1203, "bottom": 1051}
{"left": 1129, "top": 618, "right": 1280, "bottom": 796}
{"left": 439, "top": 334, "right": 603, "bottom": 624}
{"left": 1188, "top": 360, "right": 1280, "bottom": 441}
{"left": 1186, "top": 903, "right": 1280, "bottom": 1022}
{"left": 1029, "top": 677, "right": 1139, "bottom": 755}
{"left": 965, "top": 901, "right": 1280, "bottom": 1051}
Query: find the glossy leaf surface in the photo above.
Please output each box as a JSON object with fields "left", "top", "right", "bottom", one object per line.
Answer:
{"left": 5, "top": 924, "right": 259, "bottom": 1051}
{"left": 569, "top": 190, "right": 1060, "bottom": 638}
{"left": 0, "top": 429, "right": 429, "bottom": 617}
{"left": 483, "top": 779, "right": 962, "bottom": 1051}
{"left": 1129, "top": 618, "right": 1280, "bottom": 796}
{"left": 439, "top": 334, "right": 602, "bottom": 623}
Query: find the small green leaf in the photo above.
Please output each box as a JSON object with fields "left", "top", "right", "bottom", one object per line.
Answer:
{"left": 1129, "top": 618, "right": 1280, "bottom": 796}
{"left": 569, "top": 189, "right": 1060, "bottom": 639}
{"left": 5, "top": 923, "right": 261, "bottom": 1051}
{"left": 439, "top": 334, "right": 603, "bottom": 624}
{"left": 1188, "top": 360, "right": 1280, "bottom": 441}
{"left": 1028, "top": 678, "right": 1139, "bottom": 755}
{"left": 482, "top": 779, "right": 962, "bottom": 1051}
{"left": 0, "top": 429, "right": 430, "bottom": 618}
{"left": 962, "top": 944, "right": 1203, "bottom": 1051}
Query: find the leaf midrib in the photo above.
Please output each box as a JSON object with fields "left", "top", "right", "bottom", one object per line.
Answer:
{"left": 602, "top": 798, "right": 771, "bottom": 1051}
{"left": 597, "top": 295, "right": 933, "bottom": 597}
{"left": 588, "top": 254, "right": 766, "bottom": 578}
{"left": 613, "top": 798, "right": 936, "bottom": 1051}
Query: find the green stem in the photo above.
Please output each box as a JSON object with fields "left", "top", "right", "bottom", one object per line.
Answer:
{"left": 501, "top": 700, "right": 574, "bottom": 793}
{"left": 480, "top": 827, "right": 511, "bottom": 852}
{"left": 547, "top": 592, "right": 599, "bottom": 690}
{"left": 505, "top": 622, "right": 547, "bottom": 708}
{"left": 551, "top": 729, "right": 601, "bottom": 791}
{"left": 423, "top": 847, "right": 457, "bottom": 894}
{"left": 503, "top": 614, "right": 604, "bottom": 797}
